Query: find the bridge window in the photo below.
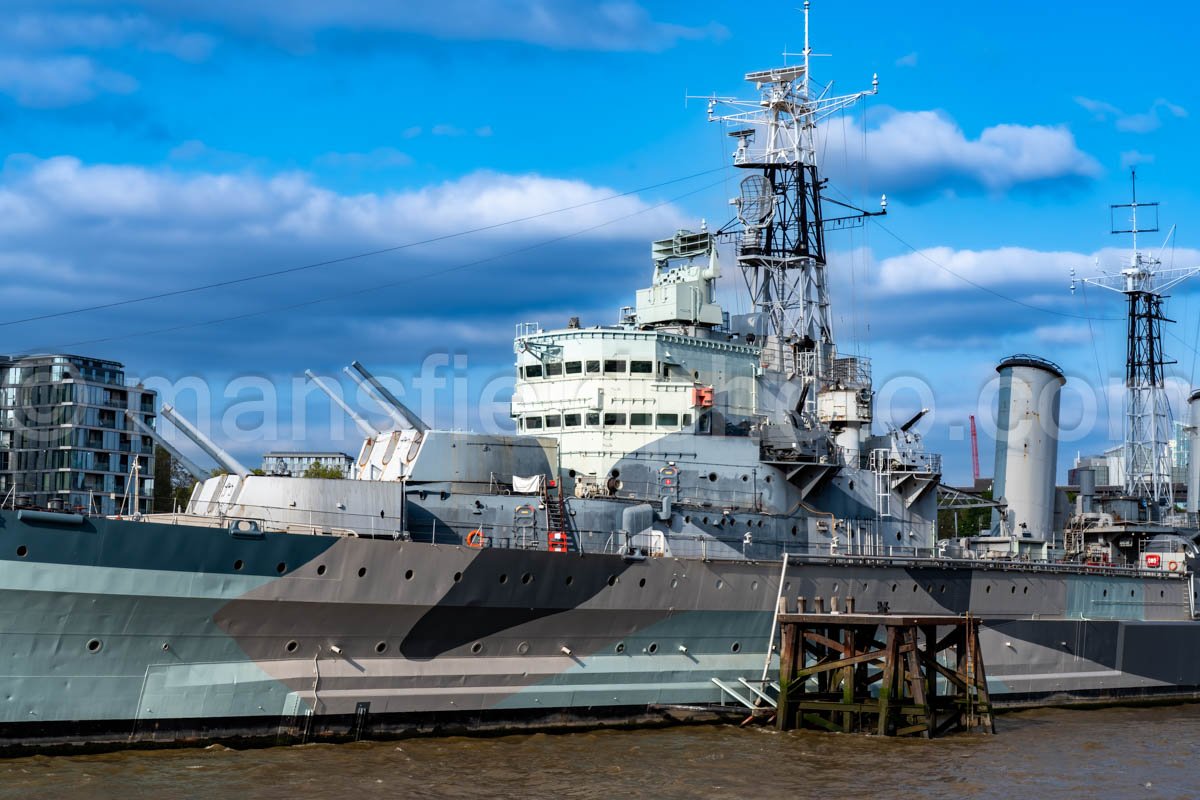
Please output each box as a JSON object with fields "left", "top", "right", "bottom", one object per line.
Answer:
{"left": 604, "top": 360, "right": 626, "bottom": 374}
{"left": 683, "top": 413, "right": 692, "bottom": 426}
{"left": 544, "top": 414, "right": 561, "bottom": 428}
{"left": 565, "top": 361, "right": 582, "bottom": 375}
{"left": 630, "top": 413, "right": 652, "bottom": 426}
{"left": 603, "top": 412, "right": 626, "bottom": 426}
{"left": 586, "top": 360, "right": 601, "bottom": 374}
{"left": 524, "top": 364, "right": 542, "bottom": 379}
{"left": 545, "top": 362, "right": 563, "bottom": 377}
{"left": 586, "top": 412, "right": 600, "bottom": 426}
{"left": 656, "top": 413, "right": 679, "bottom": 427}
{"left": 630, "top": 360, "right": 653, "bottom": 374}
{"left": 525, "top": 416, "right": 543, "bottom": 429}
{"left": 564, "top": 413, "right": 582, "bottom": 427}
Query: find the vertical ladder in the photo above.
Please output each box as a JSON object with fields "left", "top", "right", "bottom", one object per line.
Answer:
{"left": 542, "top": 478, "right": 571, "bottom": 551}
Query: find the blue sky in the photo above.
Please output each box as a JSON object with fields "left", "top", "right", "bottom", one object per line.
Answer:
{"left": 1, "top": 0, "right": 1197, "bottom": 482}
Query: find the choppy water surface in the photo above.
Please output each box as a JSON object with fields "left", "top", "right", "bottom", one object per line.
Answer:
{"left": 2, "top": 705, "right": 1198, "bottom": 800}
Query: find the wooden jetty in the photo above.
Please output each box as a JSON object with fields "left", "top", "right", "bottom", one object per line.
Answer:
{"left": 775, "top": 599, "right": 994, "bottom": 738}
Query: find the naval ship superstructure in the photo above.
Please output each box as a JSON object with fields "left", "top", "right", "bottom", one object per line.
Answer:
{"left": 1, "top": 8, "right": 1200, "bottom": 750}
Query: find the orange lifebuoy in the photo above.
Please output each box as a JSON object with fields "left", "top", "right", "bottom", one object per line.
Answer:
{"left": 466, "top": 529, "right": 484, "bottom": 548}
{"left": 1169, "top": 560, "right": 1179, "bottom": 572}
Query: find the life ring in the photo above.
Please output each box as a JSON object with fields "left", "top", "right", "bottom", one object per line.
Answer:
{"left": 466, "top": 529, "right": 485, "bottom": 548}
{"left": 1169, "top": 560, "right": 1179, "bottom": 572}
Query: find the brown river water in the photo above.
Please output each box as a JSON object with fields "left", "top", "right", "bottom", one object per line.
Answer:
{"left": 1, "top": 705, "right": 1197, "bottom": 799}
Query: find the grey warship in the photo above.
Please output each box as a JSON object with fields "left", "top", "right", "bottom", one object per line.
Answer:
{"left": 1, "top": 6, "right": 1200, "bottom": 750}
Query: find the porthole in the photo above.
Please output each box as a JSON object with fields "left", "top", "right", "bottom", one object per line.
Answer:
{"left": 832, "top": 583, "right": 839, "bottom": 593}
{"left": 671, "top": 578, "right": 679, "bottom": 589}
{"left": 1161, "top": 590, "right": 1166, "bottom": 598}
{"left": 521, "top": 573, "right": 533, "bottom": 585}
{"left": 285, "top": 640, "right": 298, "bottom": 653}
{"left": 1010, "top": 586, "right": 1016, "bottom": 594}
{"left": 499, "top": 573, "right": 509, "bottom": 584}
{"left": 890, "top": 583, "right": 897, "bottom": 592}
{"left": 276, "top": 562, "right": 287, "bottom": 574}
{"left": 15, "top": 545, "right": 27, "bottom": 558}
{"left": 405, "top": 569, "right": 414, "bottom": 581}
{"left": 1023, "top": 586, "right": 1029, "bottom": 595}
{"left": 685, "top": 516, "right": 691, "bottom": 524}
{"left": 790, "top": 526, "right": 798, "bottom": 536}
{"left": 731, "top": 642, "right": 741, "bottom": 653}
{"left": 453, "top": 571, "right": 463, "bottom": 582}
{"left": 568, "top": 469, "right": 576, "bottom": 478}
{"left": 565, "top": 575, "right": 574, "bottom": 586}
{"left": 647, "top": 642, "right": 658, "bottom": 654}
{"left": 708, "top": 473, "right": 718, "bottom": 482}
{"left": 638, "top": 578, "right": 646, "bottom": 588}
{"left": 233, "top": 559, "right": 244, "bottom": 571}
{"left": 741, "top": 475, "right": 749, "bottom": 482}
{"left": 607, "top": 575, "right": 618, "bottom": 587}
{"left": 86, "top": 639, "right": 102, "bottom": 653}
{"left": 610, "top": 469, "right": 620, "bottom": 478}
{"left": 375, "top": 642, "right": 387, "bottom": 654}
{"left": 912, "top": 584, "right": 918, "bottom": 592}
{"left": 1103, "top": 589, "right": 1108, "bottom": 597}
{"left": 703, "top": 517, "right": 710, "bottom": 524}
{"left": 751, "top": 581, "right": 759, "bottom": 591}
{"left": 986, "top": 585, "right": 992, "bottom": 594}
{"left": 757, "top": 520, "right": 764, "bottom": 528}
{"left": 848, "top": 480, "right": 855, "bottom": 491}
{"left": 940, "top": 584, "right": 946, "bottom": 593}
{"left": 471, "top": 642, "right": 483, "bottom": 654}
{"left": 517, "top": 641, "right": 530, "bottom": 655}
{"left": 1130, "top": 590, "right": 1135, "bottom": 597}
{"left": 615, "top": 642, "right": 626, "bottom": 654}
{"left": 765, "top": 475, "right": 772, "bottom": 483}
{"left": 316, "top": 564, "right": 327, "bottom": 576}
{"left": 716, "top": 579, "right": 724, "bottom": 589}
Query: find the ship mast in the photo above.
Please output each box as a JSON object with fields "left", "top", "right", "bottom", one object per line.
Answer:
{"left": 1074, "top": 171, "right": 1200, "bottom": 518}
{"left": 698, "top": 1, "right": 877, "bottom": 386}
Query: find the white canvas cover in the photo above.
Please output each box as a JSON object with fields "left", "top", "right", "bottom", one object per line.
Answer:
{"left": 512, "top": 474, "right": 544, "bottom": 494}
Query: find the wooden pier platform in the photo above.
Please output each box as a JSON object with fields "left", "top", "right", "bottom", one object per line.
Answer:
{"left": 776, "top": 603, "right": 994, "bottom": 738}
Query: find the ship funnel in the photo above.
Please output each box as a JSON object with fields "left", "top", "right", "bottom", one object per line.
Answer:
{"left": 345, "top": 361, "right": 428, "bottom": 433}
{"left": 304, "top": 370, "right": 377, "bottom": 438}
{"left": 159, "top": 405, "right": 250, "bottom": 478}
{"left": 1187, "top": 389, "right": 1200, "bottom": 516}
{"left": 992, "top": 355, "right": 1064, "bottom": 538}
{"left": 123, "top": 409, "right": 208, "bottom": 482}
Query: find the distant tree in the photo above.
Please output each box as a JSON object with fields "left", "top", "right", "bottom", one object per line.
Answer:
{"left": 153, "top": 446, "right": 202, "bottom": 513}
{"left": 302, "top": 461, "right": 345, "bottom": 479}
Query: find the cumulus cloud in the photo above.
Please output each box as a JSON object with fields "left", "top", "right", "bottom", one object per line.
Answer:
{"left": 1075, "top": 96, "right": 1188, "bottom": 133}
{"left": 0, "top": 155, "right": 690, "bottom": 365}
{"left": 820, "top": 110, "right": 1100, "bottom": 199}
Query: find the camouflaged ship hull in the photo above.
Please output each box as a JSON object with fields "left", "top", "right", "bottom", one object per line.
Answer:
{"left": 2, "top": 508, "right": 1199, "bottom": 751}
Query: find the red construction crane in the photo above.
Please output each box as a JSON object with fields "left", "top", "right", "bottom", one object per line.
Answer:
{"left": 969, "top": 415, "right": 980, "bottom": 482}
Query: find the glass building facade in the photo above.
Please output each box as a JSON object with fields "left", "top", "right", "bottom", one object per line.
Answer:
{"left": 0, "top": 355, "right": 156, "bottom": 515}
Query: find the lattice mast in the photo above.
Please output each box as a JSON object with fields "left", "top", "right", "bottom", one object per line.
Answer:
{"left": 698, "top": 1, "right": 877, "bottom": 382}
{"left": 1074, "top": 171, "right": 1200, "bottom": 515}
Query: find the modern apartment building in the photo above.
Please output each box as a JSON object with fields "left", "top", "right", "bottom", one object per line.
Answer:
{"left": 0, "top": 354, "right": 156, "bottom": 515}
{"left": 261, "top": 451, "right": 353, "bottom": 477}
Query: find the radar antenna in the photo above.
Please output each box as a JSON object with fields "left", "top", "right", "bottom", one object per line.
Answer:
{"left": 1071, "top": 170, "right": 1200, "bottom": 517}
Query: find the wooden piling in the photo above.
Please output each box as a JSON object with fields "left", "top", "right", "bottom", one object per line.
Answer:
{"left": 775, "top": 612, "right": 994, "bottom": 738}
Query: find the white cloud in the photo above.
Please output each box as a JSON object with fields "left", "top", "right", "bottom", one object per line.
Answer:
{"left": 1033, "top": 323, "right": 1093, "bottom": 345}
{"left": 1075, "top": 96, "right": 1188, "bottom": 133}
{"left": 1120, "top": 150, "right": 1155, "bottom": 170}
{"left": 0, "top": 55, "right": 137, "bottom": 108}
{"left": 874, "top": 245, "right": 1200, "bottom": 295}
{"left": 820, "top": 110, "right": 1100, "bottom": 199}
{"left": 895, "top": 52, "right": 918, "bottom": 68}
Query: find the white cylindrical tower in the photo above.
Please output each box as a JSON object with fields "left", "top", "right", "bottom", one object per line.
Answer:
{"left": 992, "top": 355, "right": 1065, "bottom": 538}
{"left": 1187, "top": 389, "right": 1200, "bottom": 515}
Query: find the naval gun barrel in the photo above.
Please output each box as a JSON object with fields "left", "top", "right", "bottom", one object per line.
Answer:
{"left": 348, "top": 361, "right": 429, "bottom": 433}
{"left": 899, "top": 408, "right": 930, "bottom": 433}
{"left": 159, "top": 405, "right": 250, "bottom": 478}
{"left": 304, "top": 370, "right": 377, "bottom": 438}
{"left": 123, "top": 409, "right": 208, "bottom": 482}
